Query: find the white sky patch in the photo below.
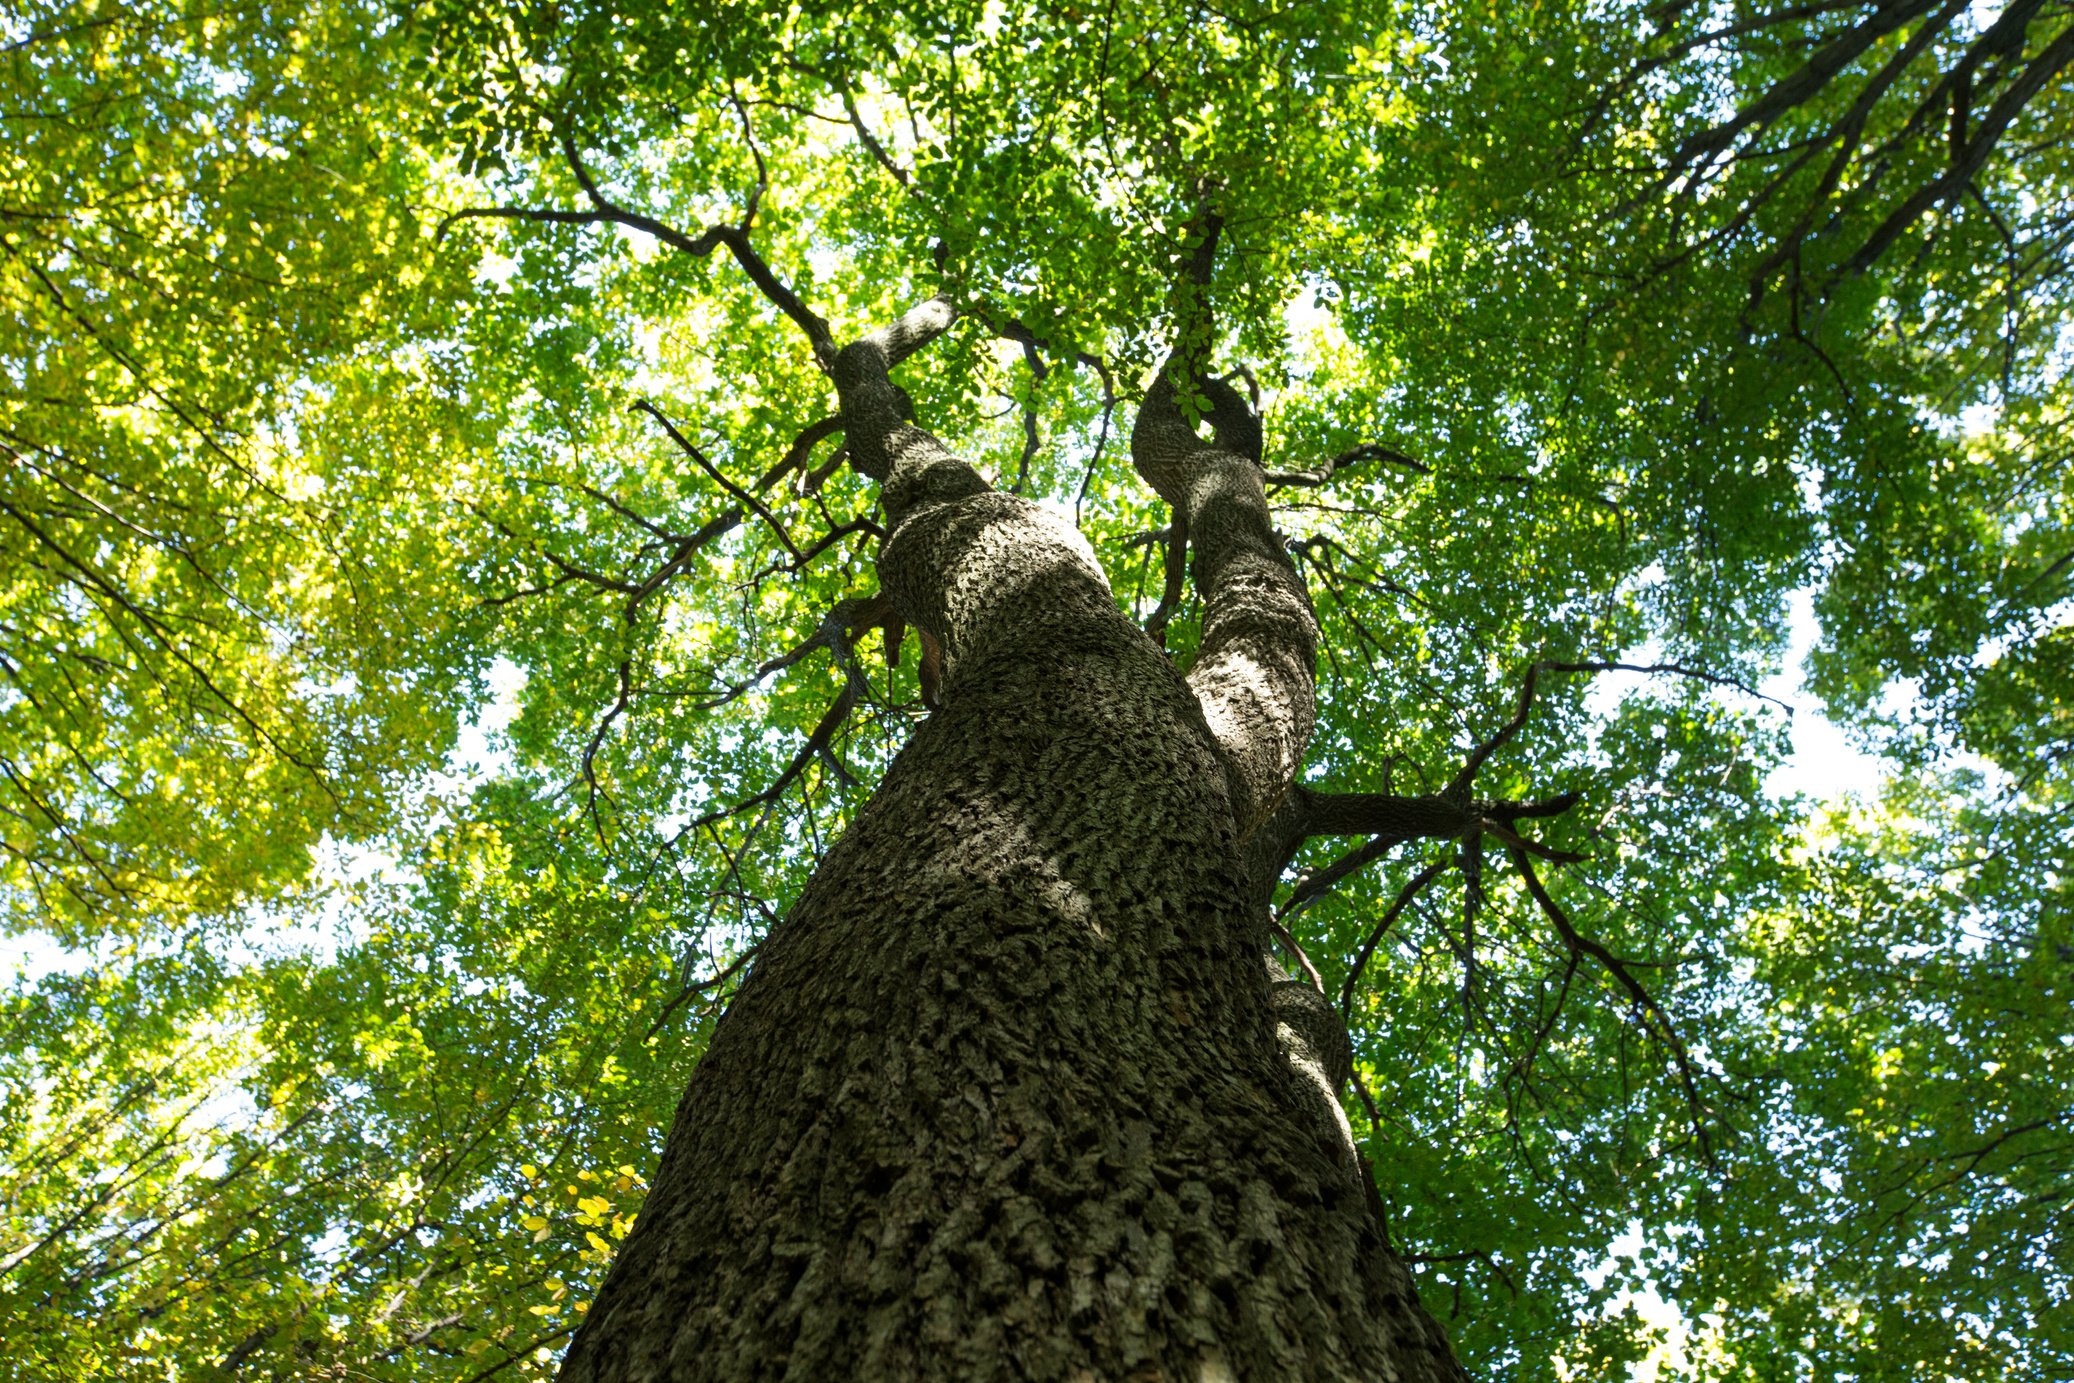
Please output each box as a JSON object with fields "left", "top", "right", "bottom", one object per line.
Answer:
{"left": 1760, "top": 588, "right": 1885, "bottom": 802}
{"left": 1582, "top": 584, "right": 1884, "bottom": 804}
{"left": 1285, "top": 287, "right": 1332, "bottom": 341}
{"left": 1, "top": 930, "right": 93, "bottom": 984}
{"left": 614, "top": 221, "right": 663, "bottom": 264}
{"left": 1284, "top": 284, "right": 1352, "bottom": 371}
{"left": 476, "top": 248, "right": 519, "bottom": 288}
{"left": 1567, "top": 1223, "right": 1696, "bottom": 1383}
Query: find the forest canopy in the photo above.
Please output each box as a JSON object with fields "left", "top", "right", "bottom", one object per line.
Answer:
{"left": 3, "top": 0, "right": 2070, "bottom": 1377}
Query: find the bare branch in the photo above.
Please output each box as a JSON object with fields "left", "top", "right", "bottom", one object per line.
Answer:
{"left": 1266, "top": 443, "right": 1430, "bottom": 489}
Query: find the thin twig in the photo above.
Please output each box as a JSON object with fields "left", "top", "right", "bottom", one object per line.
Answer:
{"left": 1339, "top": 860, "right": 1452, "bottom": 1016}
{"left": 632, "top": 401, "right": 803, "bottom": 563}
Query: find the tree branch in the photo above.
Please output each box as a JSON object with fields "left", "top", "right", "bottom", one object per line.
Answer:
{"left": 632, "top": 402, "right": 803, "bottom": 564}
{"left": 1338, "top": 859, "right": 1452, "bottom": 1015}
{"left": 437, "top": 130, "right": 835, "bottom": 364}
{"left": 1508, "top": 845, "right": 1715, "bottom": 1163}
{"left": 1845, "top": 16, "right": 2074, "bottom": 276}
{"left": 1265, "top": 443, "right": 1429, "bottom": 489}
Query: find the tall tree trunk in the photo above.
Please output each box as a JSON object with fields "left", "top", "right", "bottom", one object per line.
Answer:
{"left": 558, "top": 288, "right": 1468, "bottom": 1381}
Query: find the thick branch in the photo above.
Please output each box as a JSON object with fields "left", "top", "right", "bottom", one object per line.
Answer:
{"left": 1667, "top": 0, "right": 1950, "bottom": 177}
{"left": 1845, "top": 16, "right": 2074, "bottom": 275}
{"left": 1133, "top": 210, "right": 1319, "bottom": 838}
{"left": 831, "top": 297, "right": 979, "bottom": 525}
{"left": 1300, "top": 788, "right": 1477, "bottom": 841}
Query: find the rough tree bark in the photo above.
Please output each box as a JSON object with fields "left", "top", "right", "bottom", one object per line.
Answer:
{"left": 558, "top": 224, "right": 1470, "bottom": 1380}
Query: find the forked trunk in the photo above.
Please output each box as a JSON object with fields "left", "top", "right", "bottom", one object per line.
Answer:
{"left": 558, "top": 295, "right": 1468, "bottom": 1382}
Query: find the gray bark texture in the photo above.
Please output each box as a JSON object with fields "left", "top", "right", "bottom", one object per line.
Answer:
{"left": 557, "top": 292, "right": 1469, "bottom": 1382}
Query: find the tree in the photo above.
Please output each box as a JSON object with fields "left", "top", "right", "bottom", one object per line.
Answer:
{"left": 3, "top": 0, "right": 2071, "bottom": 1379}
{"left": 550, "top": 216, "right": 1493, "bottom": 1376}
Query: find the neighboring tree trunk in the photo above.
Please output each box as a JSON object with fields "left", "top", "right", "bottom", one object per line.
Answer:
{"left": 560, "top": 272, "right": 1468, "bottom": 1380}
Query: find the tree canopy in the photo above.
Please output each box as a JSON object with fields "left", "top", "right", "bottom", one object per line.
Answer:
{"left": 3, "top": 0, "right": 2069, "bottom": 1377}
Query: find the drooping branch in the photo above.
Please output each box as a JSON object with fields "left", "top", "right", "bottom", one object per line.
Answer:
{"left": 1508, "top": 844, "right": 1716, "bottom": 1164}
{"left": 1245, "top": 770, "right": 1583, "bottom": 919}
{"left": 1256, "top": 655, "right": 1766, "bottom": 956}
{"left": 631, "top": 402, "right": 804, "bottom": 565}
{"left": 1279, "top": 835, "right": 1407, "bottom": 924}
